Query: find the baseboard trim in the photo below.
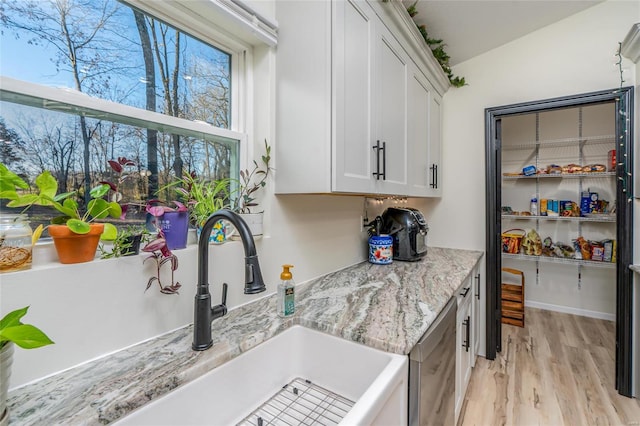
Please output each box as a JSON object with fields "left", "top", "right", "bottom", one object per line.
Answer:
{"left": 525, "top": 300, "right": 615, "bottom": 321}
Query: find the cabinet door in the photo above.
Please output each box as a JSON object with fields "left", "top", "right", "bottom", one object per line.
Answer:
{"left": 428, "top": 92, "right": 442, "bottom": 196}
{"left": 455, "top": 293, "right": 472, "bottom": 422}
{"left": 333, "top": 0, "right": 376, "bottom": 193}
{"left": 407, "top": 66, "right": 434, "bottom": 196}
{"left": 374, "top": 23, "right": 408, "bottom": 195}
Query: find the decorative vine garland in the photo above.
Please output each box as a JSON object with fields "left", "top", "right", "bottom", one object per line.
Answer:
{"left": 406, "top": 1, "right": 466, "bottom": 88}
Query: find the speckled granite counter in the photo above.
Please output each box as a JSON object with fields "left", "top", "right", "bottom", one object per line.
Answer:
{"left": 7, "top": 247, "right": 482, "bottom": 425}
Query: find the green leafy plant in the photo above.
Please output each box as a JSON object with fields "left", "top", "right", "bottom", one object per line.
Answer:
{"left": 164, "top": 139, "right": 272, "bottom": 217}
{"left": 0, "top": 306, "right": 54, "bottom": 350}
{"left": 99, "top": 225, "right": 149, "bottom": 259}
{"left": 164, "top": 173, "right": 231, "bottom": 227}
{"left": 0, "top": 163, "right": 121, "bottom": 239}
{"left": 231, "top": 139, "right": 273, "bottom": 214}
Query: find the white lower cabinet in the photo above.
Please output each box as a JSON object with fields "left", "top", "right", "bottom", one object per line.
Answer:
{"left": 455, "top": 272, "right": 475, "bottom": 423}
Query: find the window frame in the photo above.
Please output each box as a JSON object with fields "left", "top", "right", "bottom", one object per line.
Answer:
{"left": 1, "top": 0, "right": 254, "bottom": 178}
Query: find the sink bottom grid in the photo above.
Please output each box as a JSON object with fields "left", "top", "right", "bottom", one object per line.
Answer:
{"left": 236, "top": 377, "right": 355, "bottom": 426}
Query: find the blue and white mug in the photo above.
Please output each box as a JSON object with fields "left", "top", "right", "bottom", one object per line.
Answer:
{"left": 369, "top": 234, "right": 393, "bottom": 264}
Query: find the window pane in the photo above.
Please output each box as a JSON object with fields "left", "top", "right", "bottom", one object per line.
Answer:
{"left": 0, "top": 99, "right": 237, "bottom": 231}
{"left": 0, "top": 0, "right": 231, "bottom": 129}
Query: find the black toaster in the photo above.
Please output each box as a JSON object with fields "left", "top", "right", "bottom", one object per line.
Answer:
{"left": 380, "top": 207, "right": 429, "bottom": 261}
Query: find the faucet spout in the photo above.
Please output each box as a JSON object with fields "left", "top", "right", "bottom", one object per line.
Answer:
{"left": 193, "top": 209, "right": 266, "bottom": 351}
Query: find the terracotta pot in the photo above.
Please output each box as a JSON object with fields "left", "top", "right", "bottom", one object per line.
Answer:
{"left": 0, "top": 343, "right": 13, "bottom": 424}
{"left": 48, "top": 224, "right": 104, "bottom": 264}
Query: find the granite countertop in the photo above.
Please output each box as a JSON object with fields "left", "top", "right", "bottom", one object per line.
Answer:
{"left": 8, "top": 247, "right": 483, "bottom": 425}
{"left": 630, "top": 264, "right": 640, "bottom": 274}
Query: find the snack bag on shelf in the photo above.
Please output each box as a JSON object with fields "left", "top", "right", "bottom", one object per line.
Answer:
{"left": 575, "top": 236, "right": 591, "bottom": 260}
{"left": 521, "top": 229, "right": 542, "bottom": 256}
{"left": 591, "top": 242, "right": 605, "bottom": 261}
{"left": 547, "top": 164, "right": 562, "bottom": 175}
{"left": 522, "top": 165, "right": 537, "bottom": 176}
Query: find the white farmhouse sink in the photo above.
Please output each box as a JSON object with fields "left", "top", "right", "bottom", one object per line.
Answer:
{"left": 115, "top": 325, "right": 408, "bottom": 425}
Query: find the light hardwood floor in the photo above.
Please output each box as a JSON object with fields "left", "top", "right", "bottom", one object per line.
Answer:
{"left": 459, "top": 307, "right": 640, "bottom": 426}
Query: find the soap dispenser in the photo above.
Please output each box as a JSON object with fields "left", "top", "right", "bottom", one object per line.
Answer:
{"left": 277, "top": 264, "right": 295, "bottom": 317}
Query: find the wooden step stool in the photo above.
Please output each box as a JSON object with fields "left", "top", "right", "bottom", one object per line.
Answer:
{"left": 501, "top": 267, "right": 525, "bottom": 327}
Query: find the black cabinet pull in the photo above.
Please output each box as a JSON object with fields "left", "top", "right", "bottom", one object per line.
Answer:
{"left": 381, "top": 141, "right": 386, "bottom": 180}
{"left": 429, "top": 164, "right": 438, "bottom": 188}
{"left": 475, "top": 274, "right": 481, "bottom": 300}
{"left": 460, "top": 286, "right": 471, "bottom": 297}
{"left": 462, "top": 316, "right": 470, "bottom": 352}
{"left": 372, "top": 141, "right": 387, "bottom": 181}
{"left": 372, "top": 140, "right": 381, "bottom": 180}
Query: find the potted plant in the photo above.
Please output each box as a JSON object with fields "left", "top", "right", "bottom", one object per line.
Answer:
{"left": 229, "top": 139, "right": 273, "bottom": 237}
{"left": 0, "top": 164, "right": 121, "bottom": 264}
{"left": 0, "top": 306, "right": 54, "bottom": 423}
{"left": 164, "top": 172, "right": 234, "bottom": 244}
{"left": 145, "top": 200, "right": 189, "bottom": 250}
{"left": 99, "top": 225, "right": 150, "bottom": 259}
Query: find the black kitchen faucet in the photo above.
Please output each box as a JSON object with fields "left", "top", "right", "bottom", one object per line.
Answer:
{"left": 192, "top": 209, "right": 266, "bottom": 351}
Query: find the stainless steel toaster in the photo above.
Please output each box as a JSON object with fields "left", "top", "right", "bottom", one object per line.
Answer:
{"left": 380, "top": 207, "right": 429, "bottom": 261}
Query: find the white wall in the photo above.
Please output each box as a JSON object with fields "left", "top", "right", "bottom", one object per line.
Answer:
{"left": 425, "top": 0, "right": 638, "bottom": 319}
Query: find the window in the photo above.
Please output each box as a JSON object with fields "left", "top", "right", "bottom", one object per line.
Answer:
{"left": 0, "top": 0, "right": 244, "bottom": 228}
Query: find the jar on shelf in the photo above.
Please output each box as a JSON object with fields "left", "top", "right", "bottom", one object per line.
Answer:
{"left": 0, "top": 214, "right": 33, "bottom": 273}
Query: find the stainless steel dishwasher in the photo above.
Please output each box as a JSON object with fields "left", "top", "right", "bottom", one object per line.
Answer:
{"left": 408, "top": 297, "right": 457, "bottom": 426}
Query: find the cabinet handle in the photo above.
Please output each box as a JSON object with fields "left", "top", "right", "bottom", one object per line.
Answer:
{"left": 372, "top": 141, "right": 387, "bottom": 181}
{"left": 463, "top": 316, "right": 470, "bottom": 352}
{"left": 460, "top": 286, "right": 471, "bottom": 297}
{"left": 381, "top": 141, "right": 386, "bottom": 181}
{"left": 430, "top": 164, "right": 438, "bottom": 188}
{"left": 372, "top": 140, "right": 382, "bottom": 180}
{"left": 475, "top": 274, "right": 481, "bottom": 300}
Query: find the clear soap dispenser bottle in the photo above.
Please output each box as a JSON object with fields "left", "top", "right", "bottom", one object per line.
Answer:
{"left": 277, "top": 264, "right": 295, "bottom": 317}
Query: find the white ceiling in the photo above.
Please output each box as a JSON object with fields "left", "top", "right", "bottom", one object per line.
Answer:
{"left": 402, "top": 0, "right": 604, "bottom": 66}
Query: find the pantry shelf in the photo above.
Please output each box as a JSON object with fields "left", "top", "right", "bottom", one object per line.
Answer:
{"left": 502, "top": 134, "right": 615, "bottom": 151}
{"left": 502, "top": 253, "right": 616, "bottom": 268}
{"left": 502, "top": 214, "right": 616, "bottom": 223}
{"left": 502, "top": 172, "right": 615, "bottom": 180}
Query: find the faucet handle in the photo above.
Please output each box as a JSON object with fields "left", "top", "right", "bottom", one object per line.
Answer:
{"left": 221, "top": 282, "right": 228, "bottom": 306}
{"left": 211, "top": 283, "right": 229, "bottom": 319}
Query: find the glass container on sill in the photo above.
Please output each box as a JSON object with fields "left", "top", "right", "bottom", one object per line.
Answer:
{"left": 0, "top": 214, "right": 33, "bottom": 273}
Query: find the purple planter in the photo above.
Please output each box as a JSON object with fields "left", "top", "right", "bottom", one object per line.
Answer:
{"left": 147, "top": 211, "right": 189, "bottom": 250}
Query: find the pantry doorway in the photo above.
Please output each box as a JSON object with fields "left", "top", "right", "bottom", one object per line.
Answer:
{"left": 484, "top": 87, "right": 634, "bottom": 396}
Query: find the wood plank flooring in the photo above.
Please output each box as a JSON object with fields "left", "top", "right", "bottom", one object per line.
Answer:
{"left": 459, "top": 307, "right": 640, "bottom": 426}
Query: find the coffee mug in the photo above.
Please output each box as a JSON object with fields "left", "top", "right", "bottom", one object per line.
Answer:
{"left": 197, "top": 220, "right": 235, "bottom": 244}
{"left": 369, "top": 234, "right": 393, "bottom": 264}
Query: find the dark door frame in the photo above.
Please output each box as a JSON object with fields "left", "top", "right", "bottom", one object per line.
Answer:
{"left": 484, "top": 87, "right": 634, "bottom": 396}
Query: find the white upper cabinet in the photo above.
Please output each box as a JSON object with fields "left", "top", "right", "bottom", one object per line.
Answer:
{"left": 428, "top": 90, "right": 443, "bottom": 196}
{"left": 275, "top": 0, "right": 448, "bottom": 197}
{"left": 407, "top": 67, "right": 442, "bottom": 196}
{"left": 333, "top": 0, "right": 376, "bottom": 193}
{"left": 374, "top": 22, "right": 409, "bottom": 194}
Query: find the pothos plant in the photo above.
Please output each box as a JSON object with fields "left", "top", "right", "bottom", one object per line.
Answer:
{"left": 0, "top": 306, "right": 53, "bottom": 350}
{"left": 0, "top": 163, "right": 121, "bottom": 239}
